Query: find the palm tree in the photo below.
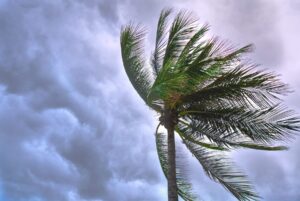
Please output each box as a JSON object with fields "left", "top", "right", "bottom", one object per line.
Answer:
{"left": 120, "top": 9, "right": 299, "bottom": 201}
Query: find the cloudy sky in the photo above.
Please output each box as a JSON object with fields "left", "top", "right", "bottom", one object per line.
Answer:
{"left": 0, "top": 0, "right": 300, "bottom": 201}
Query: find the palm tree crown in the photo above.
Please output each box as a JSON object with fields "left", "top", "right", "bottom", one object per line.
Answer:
{"left": 120, "top": 8, "right": 299, "bottom": 201}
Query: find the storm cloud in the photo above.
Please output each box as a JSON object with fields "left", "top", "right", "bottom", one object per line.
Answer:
{"left": 0, "top": 0, "right": 299, "bottom": 201}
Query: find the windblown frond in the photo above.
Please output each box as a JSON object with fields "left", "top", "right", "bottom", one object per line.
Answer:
{"left": 183, "top": 140, "right": 260, "bottom": 201}
{"left": 148, "top": 11, "right": 199, "bottom": 105}
{"left": 189, "top": 42, "right": 252, "bottom": 69}
{"left": 179, "top": 104, "right": 300, "bottom": 143}
{"left": 178, "top": 119, "right": 289, "bottom": 151}
{"left": 181, "top": 64, "right": 290, "bottom": 109}
{"left": 185, "top": 44, "right": 253, "bottom": 85}
{"left": 121, "top": 24, "right": 160, "bottom": 110}
{"left": 155, "top": 124, "right": 198, "bottom": 201}
{"left": 176, "top": 125, "right": 228, "bottom": 151}
{"left": 148, "top": 23, "right": 254, "bottom": 108}
{"left": 176, "top": 24, "right": 209, "bottom": 67}
{"left": 162, "top": 10, "right": 198, "bottom": 67}
{"left": 152, "top": 8, "right": 173, "bottom": 75}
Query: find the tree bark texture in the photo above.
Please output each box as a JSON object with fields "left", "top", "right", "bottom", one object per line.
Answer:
{"left": 165, "top": 109, "right": 178, "bottom": 201}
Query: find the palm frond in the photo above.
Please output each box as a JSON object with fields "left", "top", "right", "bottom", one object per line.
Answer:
{"left": 176, "top": 126, "right": 228, "bottom": 151}
{"left": 181, "top": 64, "right": 290, "bottom": 109}
{"left": 121, "top": 24, "right": 162, "bottom": 111}
{"left": 120, "top": 24, "right": 151, "bottom": 101}
{"left": 148, "top": 11, "right": 199, "bottom": 105}
{"left": 155, "top": 124, "right": 198, "bottom": 201}
{"left": 162, "top": 10, "right": 198, "bottom": 68}
{"left": 185, "top": 39, "right": 252, "bottom": 78}
{"left": 180, "top": 104, "right": 300, "bottom": 143}
{"left": 183, "top": 140, "right": 260, "bottom": 201}
{"left": 152, "top": 8, "right": 173, "bottom": 75}
{"left": 178, "top": 119, "right": 289, "bottom": 151}
{"left": 176, "top": 24, "right": 209, "bottom": 67}
{"left": 192, "top": 43, "right": 253, "bottom": 69}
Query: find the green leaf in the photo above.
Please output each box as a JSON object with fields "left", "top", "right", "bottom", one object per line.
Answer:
{"left": 162, "top": 10, "right": 198, "bottom": 68}
{"left": 183, "top": 141, "right": 260, "bottom": 201}
{"left": 152, "top": 8, "right": 173, "bottom": 75}
{"left": 176, "top": 125, "right": 228, "bottom": 151}
{"left": 179, "top": 105, "right": 300, "bottom": 143}
{"left": 181, "top": 64, "right": 290, "bottom": 109}
{"left": 120, "top": 24, "right": 161, "bottom": 111}
{"left": 179, "top": 119, "right": 289, "bottom": 151}
{"left": 176, "top": 24, "right": 209, "bottom": 67}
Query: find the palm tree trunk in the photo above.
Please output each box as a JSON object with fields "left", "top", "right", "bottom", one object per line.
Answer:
{"left": 166, "top": 112, "right": 178, "bottom": 201}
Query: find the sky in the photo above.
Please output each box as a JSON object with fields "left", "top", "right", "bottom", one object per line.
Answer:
{"left": 0, "top": 0, "right": 300, "bottom": 201}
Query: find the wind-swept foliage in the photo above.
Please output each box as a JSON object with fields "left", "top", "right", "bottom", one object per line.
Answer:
{"left": 120, "top": 24, "right": 153, "bottom": 105}
{"left": 120, "top": 8, "right": 299, "bottom": 201}
{"left": 183, "top": 141, "right": 259, "bottom": 201}
{"left": 152, "top": 8, "right": 173, "bottom": 75}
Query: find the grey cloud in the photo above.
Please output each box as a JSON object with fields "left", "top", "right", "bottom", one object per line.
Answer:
{"left": 0, "top": 93, "right": 77, "bottom": 201}
{"left": 215, "top": 0, "right": 283, "bottom": 67}
{"left": 0, "top": 1, "right": 162, "bottom": 201}
{"left": 177, "top": 0, "right": 284, "bottom": 67}
{"left": 232, "top": 141, "right": 300, "bottom": 201}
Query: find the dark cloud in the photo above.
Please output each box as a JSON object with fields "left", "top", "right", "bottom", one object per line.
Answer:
{"left": 176, "top": 0, "right": 283, "bottom": 67}
{"left": 0, "top": 0, "right": 300, "bottom": 201}
{"left": 0, "top": 1, "right": 162, "bottom": 201}
{"left": 213, "top": 0, "right": 283, "bottom": 67}
{"left": 232, "top": 140, "right": 300, "bottom": 201}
